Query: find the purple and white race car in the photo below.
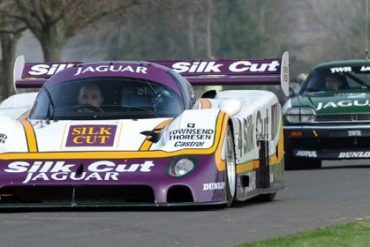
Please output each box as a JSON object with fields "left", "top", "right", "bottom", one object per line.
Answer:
{"left": 0, "top": 53, "right": 289, "bottom": 208}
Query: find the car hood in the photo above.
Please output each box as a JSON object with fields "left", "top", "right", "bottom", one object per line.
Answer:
{"left": 292, "top": 91, "right": 370, "bottom": 114}
{"left": 0, "top": 109, "right": 223, "bottom": 154}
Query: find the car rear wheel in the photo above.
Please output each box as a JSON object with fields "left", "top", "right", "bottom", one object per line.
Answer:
{"left": 225, "top": 126, "right": 236, "bottom": 207}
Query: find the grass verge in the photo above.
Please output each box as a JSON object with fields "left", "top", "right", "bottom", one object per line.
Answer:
{"left": 239, "top": 218, "right": 370, "bottom": 247}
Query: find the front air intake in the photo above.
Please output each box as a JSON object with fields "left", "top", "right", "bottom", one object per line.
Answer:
{"left": 0, "top": 186, "right": 155, "bottom": 206}
{"left": 167, "top": 185, "right": 193, "bottom": 203}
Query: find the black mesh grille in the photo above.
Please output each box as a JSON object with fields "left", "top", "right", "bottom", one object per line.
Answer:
{"left": 316, "top": 114, "right": 370, "bottom": 122}
{"left": 0, "top": 186, "right": 155, "bottom": 206}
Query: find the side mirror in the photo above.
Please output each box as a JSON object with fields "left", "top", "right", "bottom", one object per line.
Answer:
{"left": 289, "top": 82, "right": 301, "bottom": 97}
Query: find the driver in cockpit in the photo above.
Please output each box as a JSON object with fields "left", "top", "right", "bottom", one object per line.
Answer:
{"left": 78, "top": 84, "right": 104, "bottom": 109}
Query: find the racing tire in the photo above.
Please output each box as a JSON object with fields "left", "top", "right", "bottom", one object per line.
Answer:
{"left": 224, "top": 126, "right": 237, "bottom": 207}
{"left": 285, "top": 154, "right": 321, "bottom": 170}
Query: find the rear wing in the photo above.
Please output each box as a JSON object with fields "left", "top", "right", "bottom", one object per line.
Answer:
{"left": 13, "top": 52, "right": 289, "bottom": 96}
{"left": 13, "top": 56, "right": 80, "bottom": 91}
{"left": 154, "top": 51, "right": 289, "bottom": 96}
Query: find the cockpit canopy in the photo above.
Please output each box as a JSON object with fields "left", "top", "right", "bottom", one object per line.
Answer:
{"left": 30, "top": 77, "right": 185, "bottom": 120}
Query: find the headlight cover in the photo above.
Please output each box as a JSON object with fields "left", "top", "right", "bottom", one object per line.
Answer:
{"left": 168, "top": 158, "right": 196, "bottom": 177}
{"left": 285, "top": 107, "right": 316, "bottom": 123}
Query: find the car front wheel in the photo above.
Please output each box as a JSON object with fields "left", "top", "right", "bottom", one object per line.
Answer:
{"left": 225, "top": 126, "right": 236, "bottom": 207}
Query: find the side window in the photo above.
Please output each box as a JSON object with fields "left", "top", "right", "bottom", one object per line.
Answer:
{"left": 30, "top": 89, "right": 50, "bottom": 118}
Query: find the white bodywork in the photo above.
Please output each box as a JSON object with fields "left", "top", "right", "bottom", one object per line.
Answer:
{"left": 0, "top": 90, "right": 282, "bottom": 162}
{"left": 0, "top": 92, "right": 37, "bottom": 119}
{"left": 209, "top": 90, "right": 282, "bottom": 164}
{"left": 0, "top": 89, "right": 282, "bottom": 163}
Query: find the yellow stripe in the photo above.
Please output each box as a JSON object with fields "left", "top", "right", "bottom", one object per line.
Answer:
{"left": 236, "top": 160, "right": 260, "bottom": 173}
{"left": 237, "top": 122, "right": 285, "bottom": 173}
{"left": 2, "top": 112, "right": 226, "bottom": 160}
{"left": 214, "top": 112, "right": 228, "bottom": 171}
{"left": 269, "top": 122, "right": 284, "bottom": 165}
{"left": 199, "top": 99, "right": 211, "bottom": 109}
{"left": 139, "top": 119, "right": 173, "bottom": 151}
{"left": 20, "top": 119, "right": 38, "bottom": 153}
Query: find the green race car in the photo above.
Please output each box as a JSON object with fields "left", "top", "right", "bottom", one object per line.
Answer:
{"left": 283, "top": 60, "right": 370, "bottom": 169}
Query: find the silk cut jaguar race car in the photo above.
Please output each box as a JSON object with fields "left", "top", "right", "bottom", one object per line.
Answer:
{"left": 284, "top": 59, "right": 370, "bottom": 170}
{"left": 0, "top": 52, "right": 289, "bottom": 208}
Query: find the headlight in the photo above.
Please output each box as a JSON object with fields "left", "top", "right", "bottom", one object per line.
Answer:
{"left": 168, "top": 158, "right": 195, "bottom": 177}
{"left": 285, "top": 107, "right": 316, "bottom": 123}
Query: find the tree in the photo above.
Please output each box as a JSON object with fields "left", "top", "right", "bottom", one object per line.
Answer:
{"left": 212, "top": 0, "right": 269, "bottom": 59}
{"left": 106, "top": 0, "right": 210, "bottom": 60}
{"left": 1, "top": 0, "right": 137, "bottom": 61}
{"left": 0, "top": 0, "right": 26, "bottom": 98}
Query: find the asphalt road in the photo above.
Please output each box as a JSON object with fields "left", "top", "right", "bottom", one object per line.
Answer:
{"left": 1, "top": 161, "right": 370, "bottom": 247}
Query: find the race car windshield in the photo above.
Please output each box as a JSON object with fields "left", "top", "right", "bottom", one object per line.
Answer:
{"left": 30, "top": 78, "right": 184, "bottom": 120}
{"left": 301, "top": 66, "right": 370, "bottom": 94}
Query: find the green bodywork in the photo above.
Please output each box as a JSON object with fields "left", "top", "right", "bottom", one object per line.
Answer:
{"left": 288, "top": 60, "right": 370, "bottom": 118}
{"left": 291, "top": 91, "right": 370, "bottom": 114}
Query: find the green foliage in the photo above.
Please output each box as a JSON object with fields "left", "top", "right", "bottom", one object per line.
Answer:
{"left": 239, "top": 219, "right": 370, "bottom": 247}
{"left": 110, "top": 0, "right": 272, "bottom": 60}
{"left": 213, "top": 0, "right": 268, "bottom": 58}
{"left": 110, "top": 1, "right": 194, "bottom": 60}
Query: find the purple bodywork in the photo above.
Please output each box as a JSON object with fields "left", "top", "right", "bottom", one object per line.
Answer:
{"left": 0, "top": 154, "right": 226, "bottom": 206}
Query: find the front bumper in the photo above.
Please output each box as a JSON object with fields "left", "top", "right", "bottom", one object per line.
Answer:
{"left": 284, "top": 124, "right": 370, "bottom": 160}
{"left": 0, "top": 155, "right": 228, "bottom": 207}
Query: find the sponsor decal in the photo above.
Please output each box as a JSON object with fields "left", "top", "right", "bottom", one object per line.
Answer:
{"left": 256, "top": 109, "right": 270, "bottom": 139}
{"left": 74, "top": 65, "right": 147, "bottom": 76}
{"left": 360, "top": 66, "right": 370, "bottom": 72}
{"left": 28, "top": 63, "right": 76, "bottom": 76}
{"left": 238, "top": 115, "right": 254, "bottom": 158}
{"left": 4, "top": 160, "right": 155, "bottom": 184}
{"left": 295, "top": 150, "right": 317, "bottom": 158}
{"left": 203, "top": 182, "right": 225, "bottom": 191}
{"left": 0, "top": 133, "right": 7, "bottom": 144}
{"left": 172, "top": 60, "right": 280, "bottom": 73}
{"left": 347, "top": 93, "right": 366, "bottom": 99}
{"left": 338, "top": 152, "right": 370, "bottom": 158}
{"left": 169, "top": 128, "right": 214, "bottom": 141}
{"left": 348, "top": 130, "right": 362, "bottom": 136}
{"left": 330, "top": 67, "right": 352, "bottom": 73}
{"left": 174, "top": 141, "right": 205, "bottom": 147}
{"left": 187, "top": 123, "right": 195, "bottom": 128}
{"left": 66, "top": 125, "right": 117, "bottom": 147}
{"left": 315, "top": 100, "right": 370, "bottom": 111}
